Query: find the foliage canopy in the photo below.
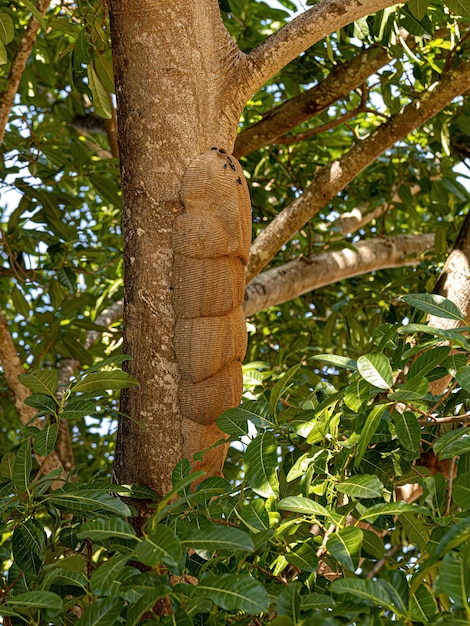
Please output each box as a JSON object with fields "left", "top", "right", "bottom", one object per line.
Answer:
{"left": 1, "top": 0, "right": 470, "bottom": 623}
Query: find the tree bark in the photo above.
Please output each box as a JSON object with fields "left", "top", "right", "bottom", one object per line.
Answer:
{"left": 244, "top": 234, "right": 434, "bottom": 316}
{"left": 247, "top": 55, "right": 470, "bottom": 282}
{"left": 0, "top": 0, "right": 51, "bottom": 144}
{"left": 108, "top": 0, "right": 250, "bottom": 496}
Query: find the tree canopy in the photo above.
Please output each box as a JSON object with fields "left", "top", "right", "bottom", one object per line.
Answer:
{"left": 1, "top": 0, "right": 470, "bottom": 623}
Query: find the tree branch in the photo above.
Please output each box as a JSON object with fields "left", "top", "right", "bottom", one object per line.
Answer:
{"left": 234, "top": 45, "right": 390, "bottom": 158}
{"left": 0, "top": 0, "right": 51, "bottom": 145}
{"left": 246, "top": 55, "right": 470, "bottom": 282}
{"left": 244, "top": 233, "right": 434, "bottom": 316}
{"left": 241, "top": 0, "right": 404, "bottom": 100}
{"left": 0, "top": 304, "right": 65, "bottom": 488}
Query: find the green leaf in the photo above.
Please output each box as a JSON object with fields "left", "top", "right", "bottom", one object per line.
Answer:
{"left": 181, "top": 524, "right": 254, "bottom": 553}
{"left": 277, "top": 582, "right": 301, "bottom": 622}
{"left": 0, "top": 451, "right": 15, "bottom": 479}
{"left": 93, "top": 52, "right": 115, "bottom": 93}
{"left": 278, "top": 496, "right": 330, "bottom": 517}
{"left": 407, "top": 0, "right": 430, "bottom": 19}
{"left": 70, "top": 370, "right": 139, "bottom": 393}
{"left": 327, "top": 527, "right": 363, "bottom": 571}
{"left": 135, "top": 523, "right": 181, "bottom": 567}
{"left": 0, "top": 11, "right": 14, "bottom": 43}
{"left": 270, "top": 364, "right": 301, "bottom": 417}
{"left": 435, "top": 549, "right": 470, "bottom": 608}
{"left": 12, "top": 440, "right": 32, "bottom": 490}
{"left": 394, "top": 411, "right": 420, "bottom": 452}
{"left": 76, "top": 597, "right": 124, "bottom": 625}
{"left": 402, "top": 293, "right": 465, "bottom": 321}
{"left": 91, "top": 553, "right": 132, "bottom": 596}
{"left": 436, "top": 517, "right": 470, "bottom": 556}
{"left": 357, "top": 353, "right": 393, "bottom": 389}
{"left": 244, "top": 431, "right": 279, "bottom": 498}
{"left": 5, "top": 590, "right": 63, "bottom": 612}
{"left": 77, "top": 517, "right": 137, "bottom": 542}
{"left": 453, "top": 473, "right": 470, "bottom": 509}
{"left": 410, "top": 584, "right": 437, "bottom": 622}
{"left": 61, "top": 399, "right": 96, "bottom": 419}
{"left": 409, "top": 346, "right": 450, "bottom": 379}
{"left": 399, "top": 324, "right": 470, "bottom": 349}
{"left": 87, "top": 63, "right": 112, "bottom": 119}
{"left": 34, "top": 423, "right": 59, "bottom": 456}
{"left": 444, "top": 0, "right": 470, "bottom": 16}
{"left": 456, "top": 366, "right": 470, "bottom": 392}
{"left": 286, "top": 542, "right": 318, "bottom": 573}
{"left": 18, "top": 369, "right": 59, "bottom": 397}
{"left": 12, "top": 520, "right": 46, "bottom": 575}
{"left": 217, "top": 408, "right": 249, "bottom": 436}
{"left": 237, "top": 499, "right": 270, "bottom": 532}
{"left": 11, "top": 285, "right": 30, "bottom": 318}
{"left": 23, "top": 393, "right": 59, "bottom": 415}
{"left": 193, "top": 573, "right": 269, "bottom": 613}
{"left": 50, "top": 489, "right": 131, "bottom": 517}
{"left": 337, "top": 474, "right": 384, "bottom": 499}
{"left": 354, "top": 405, "right": 385, "bottom": 468}
{"left": 312, "top": 354, "right": 358, "bottom": 370}
{"left": 330, "top": 578, "right": 394, "bottom": 611}
{"left": 388, "top": 376, "right": 428, "bottom": 402}
{"left": 359, "top": 501, "right": 428, "bottom": 522}
{"left": 435, "top": 427, "right": 470, "bottom": 460}
{"left": 0, "top": 40, "right": 7, "bottom": 64}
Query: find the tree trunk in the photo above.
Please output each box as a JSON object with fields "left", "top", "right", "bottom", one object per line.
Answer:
{"left": 108, "top": 0, "right": 248, "bottom": 497}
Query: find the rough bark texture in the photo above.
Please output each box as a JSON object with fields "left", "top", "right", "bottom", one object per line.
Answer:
{"left": 244, "top": 234, "right": 434, "bottom": 316}
{"left": 247, "top": 56, "right": 470, "bottom": 282}
{"left": 0, "top": 0, "right": 51, "bottom": 144}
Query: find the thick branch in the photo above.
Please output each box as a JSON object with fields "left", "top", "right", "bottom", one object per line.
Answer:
{"left": 246, "top": 56, "right": 470, "bottom": 282}
{"left": 0, "top": 304, "right": 65, "bottom": 487}
{"left": 244, "top": 234, "right": 434, "bottom": 316}
{"left": 234, "top": 45, "right": 390, "bottom": 158}
{"left": 242, "top": 0, "right": 403, "bottom": 99}
{"left": 0, "top": 0, "right": 51, "bottom": 145}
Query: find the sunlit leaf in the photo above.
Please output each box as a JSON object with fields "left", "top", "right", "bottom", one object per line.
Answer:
{"left": 245, "top": 432, "right": 279, "bottom": 498}
{"left": 337, "top": 474, "right": 384, "bottom": 499}
{"left": 357, "top": 353, "right": 393, "bottom": 389}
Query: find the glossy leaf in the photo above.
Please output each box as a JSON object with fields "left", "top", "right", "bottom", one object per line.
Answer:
{"left": 394, "top": 411, "right": 420, "bottom": 452}
{"left": 327, "top": 527, "right": 363, "bottom": 571}
{"left": 354, "top": 405, "right": 385, "bottom": 468}
{"left": 181, "top": 524, "right": 254, "bottom": 553}
{"left": 5, "top": 590, "right": 63, "bottom": 612}
{"left": 135, "top": 523, "right": 181, "bottom": 567}
{"left": 76, "top": 597, "right": 124, "bottom": 625}
{"left": 337, "top": 474, "right": 384, "bottom": 499}
{"left": 357, "top": 353, "right": 393, "bottom": 389}
{"left": 278, "top": 496, "right": 330, "bottom": 517}
{"left": 193, "top": 574, "right": 269, "bottom": 613}
{"left": 402, "top": 293, "right": 465, "bottom": 321}
{"left": 245, "top": 431, "right": 279, "bottom": 498}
